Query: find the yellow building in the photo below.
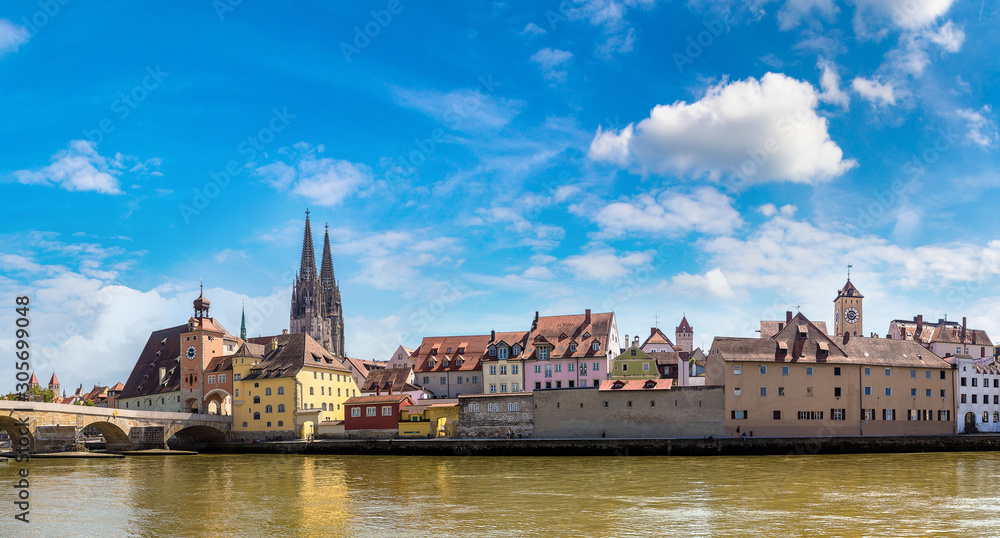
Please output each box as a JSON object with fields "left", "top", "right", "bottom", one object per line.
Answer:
{"left": 398, "top": 402, "right": 460, "bottom": 438}
{"left": 233, "top": 332, "right": 358, "bottom": 440}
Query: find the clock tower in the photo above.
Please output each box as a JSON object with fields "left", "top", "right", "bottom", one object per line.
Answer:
{"left": 833, "top": 272, "right": 864, "bottom": 338}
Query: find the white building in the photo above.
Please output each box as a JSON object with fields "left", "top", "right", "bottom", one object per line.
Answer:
{"left": 953, "top": 355, "right": 1000, "bottom": 433}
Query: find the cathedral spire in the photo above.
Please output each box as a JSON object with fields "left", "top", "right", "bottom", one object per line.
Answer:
{"left": 240, "top": 302, "right": 247, "bottom": 340}
{"left": 299, "top": 209, "right": 317, "bottom": 281}
{"left": 320, "top": 223, "right": 335, "bottom": 289}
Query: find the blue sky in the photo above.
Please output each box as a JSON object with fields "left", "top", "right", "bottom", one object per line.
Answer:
{"left": 2, "top": 1, "right": 1000, "bottom": 392}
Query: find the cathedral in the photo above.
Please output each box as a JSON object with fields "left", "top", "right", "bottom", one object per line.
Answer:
{"left": 290, "top": 210, "right": 345, "bottom": 358}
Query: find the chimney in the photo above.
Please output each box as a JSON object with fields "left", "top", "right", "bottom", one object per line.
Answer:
{"left": 916, "top": 315, "right": 923, "bottom": 338}
{"left": 491, "top": 329, "right": 496, "bottom": 342}
{"left": 533, "top": 311, "right": 539, "bottom": 330}
{"left": 387, "top": 383, "right": 392, "bottom": 395}
{"left": 634, "top": 336, "right": 639, "bottom": 346}
{"left": 625, "top": 334, "right": 630, "bottom": 348}
{"left": 375, "top": 384, "right": 381, "bottom": 396}
{"left": 842, "top": 331, "right": 850, "bottom": 345}
{"left": 282, "top": 329, "right": 288, "bottom": 335}
{"left": 585, "top": 309, "right": 592, "bottom": 324}
{"left": 962, "top": 317, "right": 967, "bottom": 341}
{"left": 786, "top": 311, "right": 792, "bottom": 323}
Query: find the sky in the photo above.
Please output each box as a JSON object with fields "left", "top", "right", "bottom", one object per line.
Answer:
{"left": 2, "top": 0, "right": 1000, "bottom": 393}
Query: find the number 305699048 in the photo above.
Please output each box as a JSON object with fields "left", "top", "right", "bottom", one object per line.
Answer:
{"left": 14, "top": 296, "right": 30, "bottom": 392}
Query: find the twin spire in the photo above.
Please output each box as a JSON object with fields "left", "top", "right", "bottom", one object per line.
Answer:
{"left": 299, "top": 209, "right": 335, "bottom": 285}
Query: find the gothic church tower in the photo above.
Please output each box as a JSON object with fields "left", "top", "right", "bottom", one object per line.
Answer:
{"left": 290, "top": 210, "right": 345, "bottom": 357}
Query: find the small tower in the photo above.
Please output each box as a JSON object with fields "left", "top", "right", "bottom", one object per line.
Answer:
{"left": 834, "top": 266, "right": 864, "bottom": 338}
{"left": 675, "top": 316, "right": 693, "bottom": 353}
{"left": 28, "top": 372, "right": 40, "bottom": 390}
{"left": 48, "top": 372, "right": 60, "bottom": 395}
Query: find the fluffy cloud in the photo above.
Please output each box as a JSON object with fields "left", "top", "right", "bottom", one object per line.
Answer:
{"left": 332, "top": 229, "right": 462, "bottom": 293}
{"left": 672, "top": 267, "right": 737, "bottom": 299}
{"left": 391, "top": 86, "right": 525, "bottom": 131}
{"left": 852, "top": 0, "right": 956, "bottom": 35}
{"left": 588, "top": 73, "right": 857, "bottom": 184}
{"left": 852, "top": 77, "right": 897, "bottom": 107}
{"left": 521, "top": 22, "right": 547, "bottom": 36}
{"left": 254, "top": 142, "right": 372, "bottom": 206}
{"left": 563, "top": 248, "right": 653, "bottom": 281}
{"left": 593, "top": 187, "right": 743, "bottom": 237}
{"left": 818, "top": 61, "right": 849, "bottom": 108}
{"left": 475, "top": 206, "right": 565, "bottom": 250}
{"left": 956, "top": 106, "right": 998, "bottom": 148}
{"left": 777, "top": 0, "right": 838, "bottom": 31}
{"left": 13, "top": 140, "right": 150, "bottom": 194}
{"left": 530, "top": 48, "right": 573, "bottom": 82}
{"left": 0, "top": 19, "right": 29, "bottom": 58}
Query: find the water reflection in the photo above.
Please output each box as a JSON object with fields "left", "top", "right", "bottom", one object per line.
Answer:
{"left": 3, "top": 452, "right": 1000, "bottom": 536}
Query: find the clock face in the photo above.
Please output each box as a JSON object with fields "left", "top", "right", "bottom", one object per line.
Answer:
{"left": 845, "top": 307, "right": 860, "bottom": 324}
{"left": 186, "top": 346, "right": 197, "bottom": 360}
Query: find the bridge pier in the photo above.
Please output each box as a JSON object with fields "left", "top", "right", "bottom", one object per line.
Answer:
{"left": 130, "top": 426, "right": 167, "bottom": 450}
{"left": 34, "top": 426, "right": 77, "bottom": 453}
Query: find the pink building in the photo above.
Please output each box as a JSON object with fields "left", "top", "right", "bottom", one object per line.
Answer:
{"left": 523, "top": 309, "right": 620, "bottom": 392}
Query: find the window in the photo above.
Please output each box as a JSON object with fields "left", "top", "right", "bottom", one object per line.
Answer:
{"left": 973, "top": 395, "right": 979, "bottom": 404}
{"left": 472, "top": 376, "right": 478, "bottom": 384}
{"left": 885, "top": 387, "right": 892, "bottom": 396}
{"left": 885, "top": 368, "right": 891, "bottom": 377}
{"left": 535, "top": 382, "right": 541, "bottom": 390}
{"left": 556, "top": 381, "right": 562, "bottom": 388}
{"left": 488, "top": 403, "right": 500, "bottom": 412}
{"left": 235, "top": 374, "right": 241, "bottom": 381}
{"left": 622, "top": 364, "right": 628, "bottom": 372}
{"left": 731, "top": 410, "right": 748, "bottom": 419}
{"left": 569, "top": 343, "right": 577, "bottom": 352}
{"left": 501, "top": 384, "right": 507, "bottom": 392}
{"left": 864, "top": 367, "right": 871, "bottom": 376}
{"left": 961, "top": 377, "right": 967, "bottom": 386}
{"left": 278, "top": 421, "right": 283, "bottom": 427}
{"left": 513, "top": 383, "right": 519, "bottom": 392}
{"left": 940, "top": 410, "right": 951, "bottom": 421}
{"left": 555, "top": 364, "right": 562, "bottom": 373}
{"left": 773, "top": 410, "right": 781, "bottom": 420}
{"left": 760, "top": 365, "right": 767, "bottom": 375}
{"left": 313, "top": 372, "right": 317, "bottom": 379}
{"left": 806, "top": 387, "right": 813, "bottom": 397}
{"left": 440, "top": 377, "right": 446, "bottom": 384}
{"left": 592, "top": 342, "right": 600, "bottom": 351}
{"left": 253, "top": 412, "right": 260, "bottom": 420}
{"left": 984, "top": 412, "right": 990, "bottom": 423}
{"left": 242, "top": 422, "right": 248, "bottom": 427}
{"left": 760, "top": 387, "right": 767, "bottom": 396}
{"left": 910, "top": 388, "right": 917, "bottom": 397}
{"left": 235, "top": 389, "right": 239, "bottom": 397}
{"left": 265, "top": 387, "right": 271, "bottom": 396}
{"left": 277, "top": 404, "right": 285, "bottom": 413}
{"left": 864, "top": 386, "right": 872, "bottom": 396}
{"left": 351, "top": 407, "right": 361, "bottom": 417}
{"left": 508, "top": 402, "right": 519, "bottom": 412}
{"left": 366, "top": 406, "right": 376, "bottom": 416}
{"left": 834, "top": 367, "right": 841, "bottom": 376}
{"left": 734, "top": 387, "right": 742, "bottom": 397}
{"left": 512, "top": 365, "right": 519, "bottom": 375}
{"left": 782, "top": 366, "right": 789, "bottom": 376}
{"left": 208, "top": 375, "right": 216, "bottom": 384}
{"left": 277, "top": 386, "right": 284, "bottom": 395}
{"left": 545, "top": 365, "right": 552, "bottom": 378}
{"left": 539, "top": 348, "right": 549, "bottom": 360}
{"left": 490, "top": 384, "right": 497, "bottom": 393}
{"left": 490, "top": 366, "right": 496, "bottom": 375}
{"left": 734, "top": 365, "right": 742, "bottom": 375}
{"left": 778, "top": 387, "right": 785, "bottom": 396}
{"left": 864, "top": 409, "right": 875, "bottom": 421}
{"left": 309, "top": 387, "right": 314, "bottom": 395}
{"left": 253, "top": 396, "right": 260, "bottom": 404}
{"left": 910, "top": 369, "right": 917, "bottom": 378}
{"left": 499, "top": 347, "right": 508, "bottom": 360}
{"left": 468, "top": 403, "right": 480, "bottom": 413}
{"left": 512, "top": 346, "right": 520, "bottom": 356}
{"left": 457, "top": 377, "right": 463, "bottom": 385}
{"left": 631, "top": 349, "right": 637, "bottom": 356}
{"left": 973, "top": 378, "right": 979, "bottom": 387}
{"left": 604, "top": 401, "right": 609, "bottom": 408}
{"left": 568, "top": 363, "right": 574, "bottom": 372}
{"left": 926, "top": 371, "right": 932, "bottom": 380}
{"left": 941, "top": 389, "right": 947, "bottom": 398}
{"left": 265, "top": 405, "right": 272, "bottom": 413}
{"left": 941, "top": 371, "right": 947, "bottom": 380}
{"left": 925, "top": 389, "right": 932, "bottom": 397}
{"left": 831, "top": 409, "right": 845, "bottom": 420}
{"left": 806, "top": 367, "right": 813, "bottom": 376}
{"left": 995, "top": 411, "right": 1000, "bottom": 423}
{"left": 961, "top": 394, "right": 967, "bottom": 403}
{"left": 593, "top": 362, "right": 600, "bottom": 372}
{"left": 382, "top": 406, "right": 392, "bottom": 416}
{"left": 834, "top": 387, "right": 842, "bottom": 397}
{"left": 500, "top": 365, "right": 507, "bottom": 375}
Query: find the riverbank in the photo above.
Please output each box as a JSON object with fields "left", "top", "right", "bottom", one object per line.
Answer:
{"left": 193, "top": 434, "right": 1000, "bottom": 457}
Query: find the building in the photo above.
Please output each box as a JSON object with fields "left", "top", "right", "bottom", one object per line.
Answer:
{"left": 675, "top": 316, "right": 694, "bottom": 353}
{"left": 833, "top": 278, "right": 864, "bottom": 337}
{"left": 639, "top": 327, "right": 676, "bottom": 353}
{"left": 482, "top": 330, "right": 530, "bottom": 394}
{"left": 289, "top": 210, "right": 345, "bottom": 358}
{"left": 610, "top": 345, "right": 659, "bottom": 379}
{"left": 233, "top": 332, "right": 357, "bottom": 440}
{"left": 675, "top": 348, "right": 708, "bottom": 386}
{"left": 707, "top": 310, "right": 955, "bottom": 437}
{"left": 398, "top": 401, "right": 460, "bottom": 437}
{"left": 888, "top": 315, "right": 993, "bottom": 360}
{"left": 386, "top": 345, "right": 415, "bottom": 369}
{"left": 953, "top": 355, "right": 1000, "bottom": 433}
{"left": 760, "top": 319, "right": 828, "bottom": 338}
{"left": 178, "top": 286, "right": 240, "bottom": 413}
{"left": 203, "top": 354, "right": 235, "bottom": 415}
{"left": 411, "top": 334, "right": 489, "bottom": 398}
{"left": 344, "top": 393, "right": 414, "bottom": 433}
{"left": 456, "top": 393, "right": 534, "bottom": 438}
{"left": 343, "top": 357, "right": 386, "bottom": 389}
{"left": 119, "top": 324, "right": 187, "bottom": 412}
{"left": 48, "top": 373, "right": 60, "bottom": 395}
{"left": 523, "top": 309, "right": 620, "bottom": 392}
{"left": 360, "top": 367, "right": 429, "bottom": 402}
{"left": 532, "top": 383, "right": 724, "bottom": 438}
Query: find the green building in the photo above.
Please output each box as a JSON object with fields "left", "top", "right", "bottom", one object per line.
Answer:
{"left": 610, "top": 345, "right": 658, "bottom": 379}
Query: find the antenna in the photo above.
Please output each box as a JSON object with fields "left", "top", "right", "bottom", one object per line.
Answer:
{"left": 654, "top": 312, "right": 659, "bottom": 328}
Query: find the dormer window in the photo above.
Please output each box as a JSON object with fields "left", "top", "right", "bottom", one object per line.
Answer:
{"left": 583, "top": 332, "right": 591, "bottom": 338}
{"left": 539, "top": 347, "right": 549, "bottom": 360}
{"left": 512, "top": 345, "right": 521, "bottom": 356}
{"left": 569, "top": 343, "right": 577, "bottom": 352}
{"left": 432, "top": 348, "right": 439, "bottom": 355}
{"left": 457, "top": 347, "right": 465, "bottom": 354}
{"left": 630, "top": 349, "right": 636, "bottom": 356}
{"left": 455, "top": 358, "right": 462, "bottom": 367}
{"left": 429, "top": 359, "right": 436, "bottom": 367}
{"left": 489, "top": 346, "right": 497, "bottom": 356}
{"left": 560, "top": 333, "right": 568, "bottom": 339}
{"left": 443, "top": 359, "right": 449, "bottom": 367}
{"left": 498, "top": 347, "right": 508, "bottom": 360}
{"left": 447, "top": 348, "right": 452, "bottom": 353}
{"left": 592, "top": 342, "right": 600, "bottom": 352}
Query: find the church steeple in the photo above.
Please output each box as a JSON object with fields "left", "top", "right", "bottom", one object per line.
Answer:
{"left": 320, "top": 223, "right": 335, "bottom": 288}
{"left": 299, "top": 209, "right": 317, "bottom": 281}
{"left": 240, "top": 302, "right": 247, "bottom": 340}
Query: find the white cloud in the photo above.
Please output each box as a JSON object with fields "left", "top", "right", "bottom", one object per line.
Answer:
{"left": 818, "top": 61, "right": 849, "bottom": 108}
{"left": 588, "top": 72, "right": 857, "bottom": 184}
{"left": 777, "top": 0, "right": 838, "bottom": 31}
{"left": 0, "top": 19, "right": 29, "bottom": 58}
{"left": 956, "top": 106, "right": 999, "bottom": 148}
{"left": 672, "top": 267, "right": 737, "bottom": 299}
{"left": 333, "top": 229, "right": 462, "bottom": 292}
{"left": 852, "top": 0, "right": 957, "bottom": 35}
{"left": 254, "top": 142, "right": 371, "bottom": 207}
{"left": 592, "top": 187, "right": 743, "bottom": 238}
{"left": 13, "top": 140, "right": 142, "bottom": 194}
{"left": 391, "top": 86, "right": 525, "bottom": 131}
{"left": 924, "top": 20, "right": 964, "bottom": 52}
{"left": 758, "top": 203, "right": 778, "bottom": 217}
{"left": 530, "top": 48, "right": 573, "bottom": 82}
{"left": 596, "top": 27, "right": 636, "bottom": 57}
{"left": 521, "top": 22, "right": 547, "bottom": 35}
{"left": 563, "top": 248, "right": 653, "bottom": 281}
{"left": 476, "top": 206, "right": 565, "bottom": 250}
{"left": 852, "top": 77, "right": 897, "bottom": 107}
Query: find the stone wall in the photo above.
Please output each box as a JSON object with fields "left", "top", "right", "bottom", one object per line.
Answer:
{"left": 456, "top": 394, "right": 533, "bottom": 438}
{"left": 33, "top": 426, "right": 77, "bottom": 453}
{"left": 533, "top": 386, "right": 724, "bottom": 438}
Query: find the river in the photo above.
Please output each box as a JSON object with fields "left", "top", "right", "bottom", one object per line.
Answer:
{"left": 3, "top": 452, "right": 1000, "bottom": 536}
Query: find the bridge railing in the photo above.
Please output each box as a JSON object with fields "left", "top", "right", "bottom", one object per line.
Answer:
{"left": 0, "top": 401, "right": 232, "bottom": 423}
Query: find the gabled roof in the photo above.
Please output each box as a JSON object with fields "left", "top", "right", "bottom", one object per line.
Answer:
{"left": 412, "top": 334, "right": 490, "bottom": 372}
{"left": 344, "top": 394, "right": 414, "bottom": 405}
{"left": 49, "top": 373, "right": 59, "bottom": 385}
{"left": 29, "top": 372, "right": 39, "bottom": 385}
{"left": 676, "top": 316, "right": 693, "bottom": 333}
{"left": 361, "top": 367, "right": 414, "bottom": 393}
{"left": 243, "top": 332, "right": 350, "bottom": 380}
{"left": 526, "top": 311, "right": 614, "bottom": 360}
{"left": 205, "top": 355, "right": 233, "bottom": 373}
{"left": 641, "top": 327, "right": 675, "bottom": 349}
{"left": 648, "top": 351, "right": 683, "bottom": 366}
{"left": 119, "top": 324, "right": 187, "bottom": 400}
{"left": 109, "top": 382, "right": 125, "bottom": 392}
{"left": 835, "top": 280, "right": 864, "bottom": 299}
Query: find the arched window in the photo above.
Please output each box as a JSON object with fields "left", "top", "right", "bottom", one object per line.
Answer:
{"left": 994, "top": 411, "right": 999, "bottom": 423}
{"left": 278, "top": 404, "right": 285, "bottom": 413}
{"left": 309, "top": 387, "right": 314, "bottom": 395}
{"left": 253, "top": 396, "right": 260, "bottom": 404}
{"left": 277, "top": 386, "right": 284, "bottom": 395}
{"left": 265, "top": 405, "right": 273, "bottom": 413}
{"left": 322, "top": 403, "right": 328, "bottom": 411}
{"left": 265, "top": 388, "right": 272, "bottom": 396}
{"left": 984, "top": 411, "right": 990, "bottom": 423}
{"left": 253, "top": 412, "right": 260, "bottom": 420}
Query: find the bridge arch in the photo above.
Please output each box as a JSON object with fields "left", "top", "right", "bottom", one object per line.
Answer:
{"left": 204, "top": 389, "right": 231, "bottom": 416}
{"left": 0, "top": 415, "right": 34, "bottom": 454}
{"left": 166, "top": 424, "right": 229, "bottom": 448}
{"left": 81, "top": 420, "right": 132, "bottom": 452}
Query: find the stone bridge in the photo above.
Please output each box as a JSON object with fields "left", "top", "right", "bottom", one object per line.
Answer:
{"left": 0, "top": 401, "right": 232, "bottom": 453}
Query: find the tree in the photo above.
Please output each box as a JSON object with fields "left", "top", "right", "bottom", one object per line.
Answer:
{"left": 27, "top": 386, "right": 55, "bottom": 403}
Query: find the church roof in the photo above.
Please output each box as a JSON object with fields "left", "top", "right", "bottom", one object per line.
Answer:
{"left": 299, "top": 210, "right": 317, "bottom": 281}
{"left": 48, "top": 372, "right": 59, "bottom": 385}
{"left": 119, "top": 324, "right": 187, "bottom": 400}
{"left": 29, "top": 372, "right": 39, "bottom": 385}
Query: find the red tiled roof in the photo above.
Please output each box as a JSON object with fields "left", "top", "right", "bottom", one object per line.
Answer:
{"left": 412, "top": 334, "right": 490, "bottom": 373}
{"left": 29, "top": 372, "right": 39, "bottom": 385}
{"left": 49, "top": 372, "right": 59, "bottom": 385}
{"left": 599, "top": 379, "right": 673, "bottom": 391}
{"left": 344, "top": 394, "right": 414, "bottom": 405}
{"left": 642, "top": 327, "right": 675, "bottom": 349}
{"left": 676, "top": 316, "right": 693, "bottom": 333}
{"left": 526, "top": 311, "right": 614, "bottom": 360}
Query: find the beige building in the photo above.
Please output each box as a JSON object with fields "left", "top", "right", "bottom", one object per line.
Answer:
{"left": 707, "top": 311, "right": 955, "bottom": 437}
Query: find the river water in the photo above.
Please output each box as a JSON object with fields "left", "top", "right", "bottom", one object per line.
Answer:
{"left": 3, "top": 452, "right": 1000, "bottom": 536}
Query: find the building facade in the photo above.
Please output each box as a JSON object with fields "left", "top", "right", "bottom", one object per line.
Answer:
{"left": 344, "top": 394, "right": 414, "bottom": 431}
{"left": 523, "top": 310, "right": 620, "bottom": 392}
{"left": 610, "top": 345, "right": 659, "bottom": 379}
{"left": 456, "top": 393, "right": 534, "bottom": 438}
{"left": 954, "top": 355, "right": 1000, "bottom": 433}
{"left": 482, "top": 331, "right": 529, "bottom": 394}
{"left": 411, "top": 334, "right": 488, "bottom": 398}
{"left": 179, "top": 287, "right": 240, "bottom": 414}
{"left": 289, "top": 210, "right": 345, "bottom": 358}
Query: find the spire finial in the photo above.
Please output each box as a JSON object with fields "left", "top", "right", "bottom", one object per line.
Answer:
{"left": 847, "top": 263, "right": 853, "bottom": 282}
{"left": 200, "top": 278, "right": 203, "bottom": 296}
